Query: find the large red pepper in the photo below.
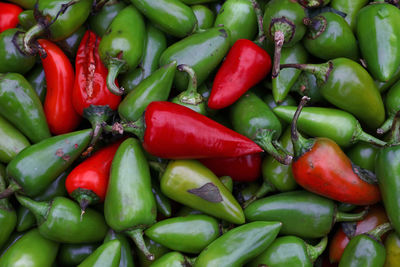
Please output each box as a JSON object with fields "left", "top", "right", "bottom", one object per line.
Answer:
{"left": 208, "top": 39, "right": 271, "bottom": 109}
{"left": 199, "top": 153, "right": 262, "bottom": 182}
{"left": 38, "top": 39, "right": 81, "bottom": 135}
{"left": 113, "top": 101, "right": 263, "bottom": 159}
{"left": 72, "top": 30, "right": 121, "bottom": 115}
{"left": 290, "top": 97, "right": 381, "bottom": 205}
{"left": 0, "top": 2, "right": 22, "bottom": 33}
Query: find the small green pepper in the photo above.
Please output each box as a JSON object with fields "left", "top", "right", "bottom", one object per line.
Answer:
{"left": 88, "top": 1, "right": 127, "bottom": 37}
{"left": 192, "top": 5, "right": 215, "bottom": 31}
{"left": 150, "top": 252, "right": 193, "bottom": 267}
{"left": 136, "top": 237, "right": 171, "bottom": 267}
{"left": 104, "top": 229, "right": 135, "bottom": 267}
{"left": 26, "top": 64, "right": 47, "bottom": 103}
{"left": 331, "top": 0, "right": 368, "bottom": 31}
{"left": 0, "top": 115, "right": 30, "bottom": 164}
{"left": 346, "top": 142, "right": 379, "bottom": 172}
{"left": 78, "top": 240, "right": 121, "bottom": 267}
{"left": 18, "top": 10, "right": 35, "bottom": 31}
{"left": 378, "top": 80, "right": 400, "bottom": 135}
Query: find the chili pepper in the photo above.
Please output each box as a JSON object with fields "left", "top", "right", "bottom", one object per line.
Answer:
{"left": 244, "top": 190, "right": 368, "bottom": 238}
{"left": 0, "top": 129, "right": 91, "bottom": 199}
{"left": 172, "top": 64, "right": 207, "bottom": 114}
{"left": 290, "top": 97, "right": 381, "bottom": 205}
{"left": 104, "top": 229, "right": 135, "bottom": 267}
{"left": 120, "top": 23, "right": 167, "bottom": 94}
{"left": 104, "top": 138, "right": 157, "bottom": 260}
{"left": 378, "top": 80, "right": 400, "bottom": 135}
{"left": 136, "top": 237, "right": 171, "bottom": 267}
{"left": 346, "top": 142, "right": 379, "bottom": 172}
{"left": 263, "top": 93, "right": 296, "bottom": 110}
{"left": 199, "top": 153, "right": 262, "bottom": 182}
{"left": 16, "top": 171, "right": 68, "bottom": 232}
{"left": 58, "top": 243, "right": 101, "bottom": 267}
{"left": 0, "top": 228, "right": 59, "bottom": 267}
{"left": 130, "top": 0, "right": 196, "bottom": 38}
{"left": 88, "top": 0, "right": 127, "bottom": 37}
{"left": 194, "top": 221, "right": 282, "bottom": 267}
{"left": 0, "top": 72, "right": 50, "bottom": 143}
{"left": 17, "top": 10, "right": 35, "bottom": 31}
{"left": 248, "top": 236, "right": 328, "bottom": 267}
{"left": 329, "top": 205, "right": 389, "bottom": 263}
{"left": 159, "top": 26, "right": 230, "bottom": 91}
{"left": 150, "top": 252, "right": 193, "bottom": 267}
{"left": 384, "top": 232, "right": 400, "bottom": 266}
{"left": 331, "top": 0, "right": 368, "bottom": 31}
{"left": 0, "top": 231, "right": 25, "bottom": 258}
{"left": 376, "top": 65, "right": 400, "bottom": 93}
{"left": 271, "top": 43, "right": 308, "bottom": 103}
{"left": 192, "top": 5, "right": 215, "bottom": 31}
{"left": 99, "top": 5, "right": 145, "bottom": 96}
{"left": 208, "top": 39, "right": 271, "bottom": 109}
{"left": 6, "top": 0, "right": 36, "bottom": 9}
{"left": 16, "top": 195, "right": 108, "bottom": 243}
{"left": 0, "top": 2, "right": 22, "bottom": 33}
{"left": 0, "top": 29, "right": 36, "bottom": 74}
{"left": 234, "top": 182, "right": 259, "bottom": 205}
{"left": 290, "top": 71, "right": 325, "bottom": 105}
{"left": 357, "top": 3, "right": 400, "bottom": 82}
{"left": 152, "top": 178, "right": 172, "bottom": 218}
{"left": 38, "top": 39, "right": 81, "bottom": 135}
{"left": 26, "top": 64, "right": 47, "bottom": 103}
{"left": 0, "top": 115, "right": 30, "bottom": 164}
{"left": 281, "top": 58, "right": 385, "bottom": 129}
{"left": 182, "top": 0, "right": 219, "bottom": 4}
{"left": 230, "top": 92, "right": 292, "bottom": 165}
{"left": 303, "top": 12, "right": 358, "bottom": 61}
{"left": 375, "top": 112, "right": 400, "bottom": 237}
{"left": 22, "top": 0, "right": 92, "bottom": 55}
{"left": 263, "top": 0, "right": 306, "bottom": 78}
{"left": 56, "top": 26, "right": 86, "bottom": 61}
{"left": 0, "top": 164, "right": 16, "bottom": 249}
{"left": 298, "top": 0, "right": 330, "bottom": 8}
{"left": 77, "top": 240, "right": 121, "bottom": 267}
{"left": 220, "top": 175, "right": 233, "bottom": 192}
{"left": 339, "top": 223, "right": 392, "bottom": 267}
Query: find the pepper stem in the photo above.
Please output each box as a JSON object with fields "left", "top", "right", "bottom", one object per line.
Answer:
{"left": 367, "top": 222, "right": 392, "bottom": 241}
{"left": 125, "top": 228, "right": 154, "bottom": 261}
{"left": 104, "top": 117, "right": 145, "bottom": 141}
{"left": 253, "top": 129, "right": 293, "bottom": 165}
{"left": 306, "top": 236, "right": 328, "bottom": 262}
{"left": 377, "top": 115, "right": 395, "bottom": 135}
{"left": 176, "top": 64, "right": 202, "bottom": 105}
{"left": 281, "top": 62, "right": 332, "bottom": 88}
{"left": 250, "top": 0, "right": 266, "bottom": 45}
{"left": 22, "top": 23, "right": 45, "bottom": 55}
{"left": 242, "top": 181, "right": 275, "bottom": 208}
{"left": 387, "top": 111, "right": 400, "bottom": 145}
{"left": 353, "top": 122, "right": 387, "bottom": 146}
{"left": 272, "top": 31, "right": 284, "bottom": 78}
{"left": 335, "top": 207, "right": 368, "bottom": 223}
{"left": 0, "top": 181, "right": 21, "bottom": 199}
{"left": 106, "top": 59, "right": 125, "bottom": 96}
{"left": 15, "top": 194, "right": 49, "bottom": 225}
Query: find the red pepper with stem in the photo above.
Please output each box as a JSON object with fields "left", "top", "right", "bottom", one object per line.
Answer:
{"left": 0, "top": 2, "right": 23, "bottom": 33}
{"left": 290, "top": 96, "right": 381, "bottom": 205}
{"left": 106, "top": 101, "right": 263, "bottom": 159}
{"left": 38, "top": 39, "right": 81, "bottom": 135}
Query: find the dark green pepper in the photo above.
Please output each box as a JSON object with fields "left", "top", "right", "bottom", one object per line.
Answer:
{"left": 152, "top": 178, "right": 172, "bottom": 218}
{"left": 77, "top": 240, "right": 121, "bottom": 267}
{"left": 263, "top": 93, "right": 297, "bottom": 110}
{"left": 193, "top": 221, "right": 282, "bottom": 267}
{"left": 378, "top": 80, "right": 400, "bottom": 134}
{"left": 192, "top": 5, "right": 215, "bottom": 31}
{"left": 244, "top": 190, "right": 368, "bottom": 238}
{"left": 290, "top": 71, "right": 325, "bottom": 105}
{"left": 26, "top": 64, "right": 46, "bottom": 103}
{"left": 375, "top": 65, "right": 400, "bottom": 93}
{"left": 104, "top": 229, "right": 135, "bottom": 267}
{"left": 0, "top": 115, "right": 30, "bottom": 164}
{"left": 346, "top": 142, "right": 379, "bottom": 172}
{"left": 0, "top": 231, "right": 25, "bottom": 257}
{"left": 331, "top": 0, "right": 369, "bottom": 31}
{"left": 0, "top": 72, "right": 50, "bottom": 144}
{"left": 6, "top": 0, "right": 36, "bottom": 9}
{"left": 55, "top": 25, "right": 86, "bottom": 60}
{"left": 58, "top": 243, "right": 101, "bottom": 266}
{"left": 0, "top": 164, "right": 16, "bottom": 249}
{"left": 150, "top": 252, "right": 193, "bottom": 267}
{"left": 99, "top": 5, "right": 146, "bottom": 95}
{"left": 18, "top": 10, "right": 36, "bottom": 31}
{"left": 136, "top": 237, "right": 171, "bottom": 267}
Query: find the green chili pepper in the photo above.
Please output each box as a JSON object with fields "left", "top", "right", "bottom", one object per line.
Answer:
{"left": 289, "top": 71, "right": 325, "bottom": 105}
{"left": 192, "top": 5, "right": 215, "bottom": 31}
{"left": 88, "top": 1, "right": 127, "bottom": 37}
{"left": 194, "top": 221, "right": 282, "bottom": 267}
{"left": 0, "top": 115, "right": 30, "bottom": 164}
{"left": 6, "top": 0, "right": 36, "bottom": 9}
{"left": 0, "top": 231, "right": 25, "bottom": 258}
{"left": 220, "top": 176, "right": 233, "bottom": 192}
{"left": 160, "top": 160, "right": 245, "bottom": 224}
{"left": 18, "top": 10, "right": 36, "bottom": 31}
{"left": 150, "top": 252, "right": 193, "bottom": 267}
{"left": 78, "top": 240, "right": 121, "bottom": 267}
{"left": 58, "top": 243, "right": 101, "bottom": 267}
{"left": 55, "top": 25, "right": 86, "bottom": 60}
{"left": 263, "top": 93, "right": 296, "bottom": 110}
{"left": 378, "top": 80, "right": 400, "bottom": 135}
{"left": 104, "top": 229, "right": 135, "bottom": 267}
{"left": 346, "top": 142, "right": 379, "bottom": 172}
{"left": 0, "top": 164, "right": 16, "bottom": 249}
{"left": 244, "top": 190, "right": 368, "bottom": 238}
{"left": 176, "top": 206, "right": 203, "bottom": 217}
{"left": 384, "top": 232, "right": 400, "bottom": 266}
{"left": 331, "top": 0, "right": 368, "bottom": 32}
{"left": 136, "top": 237, "right": 171, "bottom": 267}
{"left": 152, "top": 178, "right": 172, "bottom": 218}
{"left": 375, "top": 65, "right": 400, "bottom": 93}
{"left": 26, "top": 64, "right": 47, "bottom": 103}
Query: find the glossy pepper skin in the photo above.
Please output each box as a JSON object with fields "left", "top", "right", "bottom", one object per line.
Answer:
{"left": 290, "top": 97, "right": 381, "bottom": 205}
{"left": 160, "top": 160, "right": 245, "bottom": 224}
{"left": 2, "top": 129, "right": 92, "bottom": 198}
{"left": 378, "top": 80, "right": 400, "bottom": 135}
{"left": 150, "top": 252, "right": 192, "bottom": 267}
{"left": 346, "top": 142, "right": 379, "bottom": 172}
{"left": 130, "top": 0, "right": 196, "bottom": 38}
{"left": 88, "top": 1, "right": 127, "bottom": 37}
{"left": 18, "top": 10, "right": 35, "bottom": 31}
{"left": 99, "top": 5, "right": 145, "bottom": 96}
{"left": 192, "top": 5, "right": 215, "bottom": 31}
{"left": 194, "top": 221, "right": 282, "bottom": 267}
{"left": 357, "top": 3, "right": 400, "bottom": 82}
{"left": 104, "top": 229, "right": 135, "bottom": 267}
{"left": 73, "top": 30, "right": 121, "bottom": 116}
{"left": 136, "top": 237, "right": 171, "bottom": 267}
{"left": 38, "top": 39, "right": 81, "bottom": 135}
{"left": 331, "top": 0, "right": 368, "bottom": 31}
{"left": 0, "top": 115, "right": 30, "bottom": 164}
{"left": 208, "top": 39, "right": 271, "bottom": 109}
{"left": 26, "top": 64, "right": 47, "bottom": 103}
{"left": 58, "top": 242, "right": 100, "bottom": 266}
{"left": 0, "top": 165, "right": 16, "bottom": 249}
{"left": 0, "top": 2, "right": 22, "bottom": 33}
{"left": 384, "top": 232, "right": 400, "bottom": 266}
{"left": 16, "top": 195, "right": 108, "bottom": 243}
{"left": 244, "top": 190, "right": 368, "bottom": 239}
{"left": 0, "top": 72, "right": 50, "bottom": 143}
{"left": 290, "top": 71, "right": 325, "bottom": 105}
{"left": 78, "top": 240, "right": 121, "bottom": 267}
{"left": 145, "top": 215, "right": 220, "bottom": 254}
{"left": 0, "top": 228, "right": 59, "bottom": 267}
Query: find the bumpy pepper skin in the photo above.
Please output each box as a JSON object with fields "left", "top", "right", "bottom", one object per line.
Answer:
{"left": 0, "top": 2, "right": 22, "bottom": 33}
{"left": 104, "top": 229, "right": 135, "bottom": 267}
{"left": 192, "top": 5, "right": 215, "bottom": 31}
{"left": 26, "top": 64, "right": 47, "bottom": 103}
{"left": 194, "top": 221, "right": 282, "bottom": 267}
{"left": 384, "top": 232, "right": 400, "bottom": 266}
{"left": 331, "top": 0, "right": 368, "bottom": 31}
{"left": 89, "top": 1, "right": 127, "bottom": 37}
{"left": 130, "top": 0, "right": 196, "bottom": 38}
{"left": 159, "top": 27, "right": 230, "bottom": 91}
{"left": 5, "top": 129, "right": 92, "bottom": 197}
{"left": 160, "top": 160, "right": 245, "bottom": 224}
{"left": 0, "top": 116, "right": 30, "bottom": 164}
{"left": 0, "top": 72, "right": 50, "bottom": 144}
{"left": 145, "top": 215, "right": 220, "bottom": 253}
{"left": 0, "top": 165, "right": 16, "bottom": 249}
{"left": 357, "top": 3, "right": 400, "bottom": 82}
{"left": 58, "top": 243, "right": 100, "bottom": 266}
{"left": 78, "top": 240, "right": 121, "bottom": 267}
{"left": 0, "top": 229, "right": 59, "bottom": 267}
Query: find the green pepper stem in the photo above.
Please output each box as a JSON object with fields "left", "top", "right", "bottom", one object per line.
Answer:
{"left": 126, "top": 228, "right": 154, "bottom": 261}
{"left": 0, "top": 182, "right": 21, "bottom": 199}
{"left": 354, "top": 122, "right": 387, "bottom": 147}
{"left": 281, "top": 62, "right": 332, "bottom": 88}
{"left": 306, "top": 236, "right": 328, "bottom": 262}
{"left": 254, "top": 129, "right": 293, "bottom": 165}
{"left": 175, "top": 64, "right": 204, "bottom": 106}
{"left": 15, "top": 194, "right": 49, "bottom": 225}
{"left": 103, "top": 117, "right": 145, "bottom": 141}
{"left": 23, "top": 24, "right": 45, "bottom": 55}
{"left": 107, "top": 60, "right": 125, "bottom": 96}
{"left": 250, "top": 0, "right": 266, "bottom": 45}
{"left": 242, "top": 181, "right": 275, "bottom": 208}
{"left": 377, "top": 115, "right": 395, "bottom": 135}
{"left": 367, "top": 222, "right": 392, "bottom": 241}
{"left": 335, "top": 207, "right": 368, "bottom": 223}
{"left": 387, "top": 111, "right": 400, "bottom": 145}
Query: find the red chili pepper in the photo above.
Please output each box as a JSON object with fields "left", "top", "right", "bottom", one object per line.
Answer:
{"left": 72, "top": 30, "right": 121, "bottom": 116}
{"left": 199, "top": 153, "right": 262, "bottom": 182}
{"left": 0, "top": 2, "right": 22, "bottom": 33}
{"left": 329, "top": 205, "right": 389, "bottom": 263}
{"left": 38, "top": 39, "right": 81, "bottom": 135}
{"left": 291, "top": 97, "right": 381, "bottom": 205}
{"left": 208, "top": 39, "right": 271, "bottom": 109}
{"left": 65, "top": 139, "right": 123, "bottom": 212}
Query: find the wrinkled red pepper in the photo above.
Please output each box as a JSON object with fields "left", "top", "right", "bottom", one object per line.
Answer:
{"left": 0, "top": 2, "right": 22, "bottom": 33}
{"left": 208, "top": 39, "right": 271, "bottom": 109}
{"left": 72, "top": 30, "right": 121, "bottom": 116}
{"left": 38, "top": 39, "right": 81, "bottom": 135}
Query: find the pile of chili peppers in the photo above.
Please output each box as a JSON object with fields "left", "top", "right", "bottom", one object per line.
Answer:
{"left": 1, "top": 0, "right": 400, "bottom": 266}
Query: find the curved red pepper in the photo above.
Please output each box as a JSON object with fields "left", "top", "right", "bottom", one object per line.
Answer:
{"left": 38, "top": 39, "right": 81, "bottom": 135}
{"left": 72, "top": 30, "right": 121, "bottom": 116}
{"left": 0, "top": 2, "right": 22, "bottom": 33}
{"left": 208, "top": 39, "right": 271, "bottom": 109}
{"left": 139, "top": 101, "right": 263, "bottom": 159}
{"left": 199, "top": 153, "right": 262, "bottom": 182}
